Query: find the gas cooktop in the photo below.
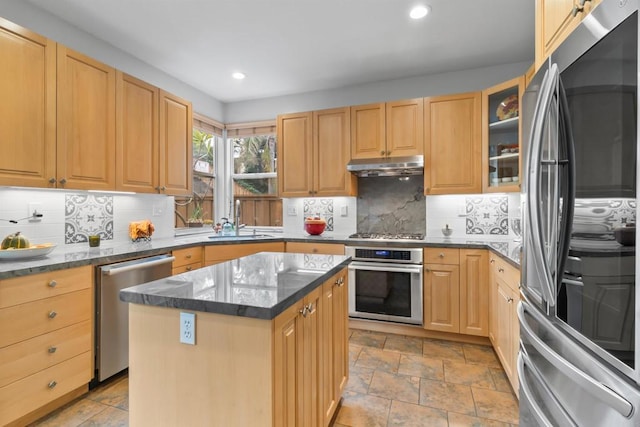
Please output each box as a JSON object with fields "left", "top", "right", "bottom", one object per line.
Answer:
{"left": 348, "top": 232, "right": 425, "bottom": 240}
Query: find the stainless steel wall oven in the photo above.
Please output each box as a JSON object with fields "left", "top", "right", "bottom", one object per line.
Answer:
{"left": 346, "top": 246, "right": 423, "bottom": 325}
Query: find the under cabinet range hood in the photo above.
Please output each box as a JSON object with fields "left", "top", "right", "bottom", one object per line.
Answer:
{"left": 346, "top": 155, "right": 423, "bottom": 177}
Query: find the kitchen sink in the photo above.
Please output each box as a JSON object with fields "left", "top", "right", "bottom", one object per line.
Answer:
{"left": 207, "top": 234, "right": 273, "bottom": 240}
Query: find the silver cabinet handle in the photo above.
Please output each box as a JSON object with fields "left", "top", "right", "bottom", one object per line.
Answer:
{"left": 48, "top": 280, "right": 57, "bottom": 288}
{"left": 490, "top": 258, "right": 495, "bottom": 264}
{"left": 498, "top": 268, "right": 504, "bottom": 273}
{"left": 338, "top": 277, "right": 345, "bottom": 287}
{"left": 48, "top": 346, "right": 57, "bottom": 354}
{"left": 186, "top": 254, "right": 192, "bottom": 259}
{"left": 185, "top": 266, "right": 192, "bottom": 271}
{"left": 299, "top": 306, "right": 308, "bottom": 317}
{"left": 380, "top": 150, "right": 385, "bottom": 156}
{"left": 518, "top": 301, "right": 633, "bottom": 417}
{"left": 506, "top": 297, "right": 514, "bottom": 303}
{"left": 59, "top": 178, "right": 67, "bottom": 186}
{"left": 438, "top": 253, "right": 444, "bottom": 258}
{"left": 49, "top": 177, "right": 57, "bottom": 184}
{"left": 48, "top": 380, "right": 57, "bottom": 389}
{"left": 48, "top": 311, "right": 57, "bottom": 319}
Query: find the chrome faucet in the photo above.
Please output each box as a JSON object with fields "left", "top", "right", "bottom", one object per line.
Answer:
{"left": 234, "top": 200, "right": 245, "bottom": 236}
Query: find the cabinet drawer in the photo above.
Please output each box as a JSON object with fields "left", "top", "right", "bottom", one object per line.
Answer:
{"left": 0, "top": 266, "right": 91, "bottom": 309}
{"left": 286, "top": 242, "right": 344, "bottom": 255}
{"left": 0, "top": 320, "right": 91, "bottom": 388}
{"left": 424, "top": 248, "right": 460, "bottom": 265}
{"left": 490, "top": 255, "right": 520, "bottom": 292}
{"left": 0, "top": 289, "right": 91, "bottom": 348}
{"left": 172, "top": 261, "right": 202, "bottom": 275}
{"left": 172, "top": 246, "right": 202, "bottom": 268}
{"left": 204, "top": 242, "right": 285, "bottom": 263}
{"left": 0, "top": 351, "right": 92, "bottom": 426}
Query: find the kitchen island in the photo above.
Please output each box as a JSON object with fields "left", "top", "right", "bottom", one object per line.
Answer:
{"left": 120, "top": 251, "right": 351, "bottom": 427}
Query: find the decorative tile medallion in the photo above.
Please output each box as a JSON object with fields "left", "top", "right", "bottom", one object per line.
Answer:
{"left": 466, "top": 196, "right": 508, "bottom": 235}
{"left": 573, "top": 198, "right": 636, "bottom": 234}
{"left": 303, "top": 254, "right": 336, "bottom": 270}
{"left": 65, "top": 194, "right": 114, "bottom": 244}
{"left": 304, "top": 198, "right": 334, "bottom": 231}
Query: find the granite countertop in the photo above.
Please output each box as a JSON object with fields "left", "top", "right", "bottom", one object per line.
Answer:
{"left": 0, "top": 231, "right": 522, "bottom": 280}
{"left": 119, "top": 252, "right": 351, "bottom": 320}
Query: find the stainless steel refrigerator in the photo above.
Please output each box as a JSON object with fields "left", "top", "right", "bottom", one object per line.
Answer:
{"left": 520, "top": 0, "right": 640, "bottom": 424}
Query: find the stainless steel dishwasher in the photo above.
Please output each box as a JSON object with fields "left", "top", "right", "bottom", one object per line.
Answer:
{"left": 95, "top": 254, "right": 175, "bottom": 382}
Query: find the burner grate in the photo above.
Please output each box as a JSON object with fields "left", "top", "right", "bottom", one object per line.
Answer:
{"left": 349, "top": 232, "right": 425, "bottom": 240}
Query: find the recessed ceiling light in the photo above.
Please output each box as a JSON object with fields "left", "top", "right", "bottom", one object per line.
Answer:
{"left": 232, "top": 72, "right": 246, "bottom": 80}
{"left": 409, "top": 5, "right": 430, "bottom": 19}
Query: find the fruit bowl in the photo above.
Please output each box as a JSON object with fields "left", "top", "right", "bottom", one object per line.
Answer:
{"left": 304, "top": 218, "right": 326, "bottom": 235}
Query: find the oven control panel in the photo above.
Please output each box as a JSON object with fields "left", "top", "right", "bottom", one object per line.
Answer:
{"left": 345, "top": 246, "right": 423, "bottom": 264}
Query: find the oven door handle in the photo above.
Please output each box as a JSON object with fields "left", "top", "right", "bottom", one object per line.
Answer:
{"left": 348, "top": 262, "right": 422, "bottom": 275}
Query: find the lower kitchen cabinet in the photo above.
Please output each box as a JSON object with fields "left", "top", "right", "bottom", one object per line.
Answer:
{"left": 203, "top": 242, "right": 285, "bottom": 266}
{"left": 488, "top": 255, "right": 521, "bottom": 393}
{"left": 423, "top": 248, "right": 488, "bottom": 336}
{"left": 172, "top": 246, "right": 203, "bottom": 274}
{"left": 0, "top": 266, "right": 93, "bottom": 426}
{"left": 286, "top": 242, "right": 345, "bottom": 255}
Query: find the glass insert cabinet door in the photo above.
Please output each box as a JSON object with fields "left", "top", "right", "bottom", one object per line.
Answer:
{"left": 482, "top": 75, "right": 525, "bottom": 193}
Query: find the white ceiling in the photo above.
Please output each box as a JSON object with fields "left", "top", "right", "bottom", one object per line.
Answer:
{"left": 25, "top": 0, "right": 534, "bottom": 103}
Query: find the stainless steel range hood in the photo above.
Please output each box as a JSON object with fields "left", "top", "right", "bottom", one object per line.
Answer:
{"left": 346, "top": 155, "right": 423, "bottom": 177}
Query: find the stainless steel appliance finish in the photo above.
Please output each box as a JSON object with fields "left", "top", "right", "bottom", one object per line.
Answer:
{"left": 96, "top": 254, "right": 174, "bottom": 382}
{"left": 346, "top": 155, "right": 423, "bottom": 177}
{"left": 349, "top": 232, "right": 425, "bottom": 241}
{"left": 520, "top": 0, "right": 640, "bottom": 423}
{"left": 346, "top": 246, "right": 423, "bottom": 325}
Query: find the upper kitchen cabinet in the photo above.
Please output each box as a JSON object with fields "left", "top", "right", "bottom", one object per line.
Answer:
{"left": 0, "top": 19, "right": 56, "bottom": 188}
{"left": 351, "top": 99, "right": 423, "bottom": 159}
{"left": 424, "top": 92, "right": 482, "bottom": 195}
{"left": 482, "top": 76, "right": 524, "bottom": 193}
{"left": 535, "top": 0, "right": 602, "bottom": 70}
{"left": 278, "top": 107, "right": 356, "bottom": 198}
{"left": 116, "top": 72, "right": 159, "bottom": 193}
{"left": 159, "top": 90, "right": 193, "bottom": 196}
{"left": 57, "top": 45, "right": 116, "bottom": 190}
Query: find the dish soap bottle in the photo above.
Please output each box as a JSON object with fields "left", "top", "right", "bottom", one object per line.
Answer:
{"left": 221, "top": 218, "right": 234, "bottom": 236}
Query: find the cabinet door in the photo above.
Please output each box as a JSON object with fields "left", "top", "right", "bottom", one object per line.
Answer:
{"left": 350, "top": 103, "right": 385, "bottom": 159}
{"left": 535, "top": 0, "right": 582, "bottom": 69}
{"left": 278, "top": 112, "right": 313, "bottom": 197}
{"left": 386, "top": 99, "right": 424, "bottom": 157}
{"left": 57, "top": 45, "right": 116, "bottom": 190}
{"left": 116, "top": 72, "right": 159, "bottom": 193}
{"left": 314, "top": 107, "right": 356, "bottom": 196}
{"left": 424, "top": 264, "right": 460, "bottom": 333}
{"left": 488, "top": 257, "right": 498, "bottom": 346}
{"left": 460, "top": 249, "right": 489, "bottom": 336}
{"left": 273, "top": 301, "right": 304, "bottom": 427}
{"left": 495, "top": 277, "right": 517, "bottom": 385}
{"left": 286, "top": 242, "right": 345, "bottom": 255}
{"left": 159, "top": 90, "right": 192, "bottom": 196}
{"left": 301, "top": 286, "right": 322, "bottom": 427}
{"left": 0, "top": 19, "right": 56, "bottom": 188}
{"left": 424, "top": 92, "right": 481, "bottom": 195}
{"left": 333, "top": 271, "right": 348, "bottom": 397}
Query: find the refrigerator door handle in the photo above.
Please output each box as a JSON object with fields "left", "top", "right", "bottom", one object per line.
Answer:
{"left": 518, "top": 301, "right": 634, "bottom": 417}
{"left": 526, "top": 65, "right": 557, "bottom": 306}
{"left": 518, "top": 351, "right": 577, "bottom": 427}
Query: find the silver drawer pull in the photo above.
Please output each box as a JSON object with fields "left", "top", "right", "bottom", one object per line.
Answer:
{"left": 498, "top": 268, "right": 505, "bottom": 273}
{"left": 48, "top": 280, "right": 57, "bottom": 288}
{"left": 306, "top": 303, "right": 316, "bottom": 315}
{"left": 299, "top": 306, "right": 308, "bottom": 317}
{"left": 48, "top": 380, "right": 57, "bottom": 389}
{"left": 48, "top": 346, "right": 57, "bottom": 354}
{"left": 48, "top": 311, "right": 57, "bottom": 319}
{"left": 438, "top": 253, "right": 444, "bottom": 258}
{"left": 338, "top": 277, "right": 344, "bottom": 287}
{"left": 186, "top": 254, "right": 192, "bottom": 259}
{"left": 490, "top": 258, "right": 495, "bottom": 264}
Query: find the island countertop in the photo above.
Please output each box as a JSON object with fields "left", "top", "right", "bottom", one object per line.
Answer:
{"left": 119, "top": 251, "right": 351, "bottom": 320}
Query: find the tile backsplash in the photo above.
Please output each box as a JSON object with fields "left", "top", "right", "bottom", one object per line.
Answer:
{"left": 283, "top": 197, "right": 356, "bottom": 236}
{"left": 0, "top": 188, "right": 174, "bottom": 246}
{"left": 573, "top": 198, "right": 636, "bottom": 234}
{"left": 465, "top": 195, "right": 509, "bottom": 235}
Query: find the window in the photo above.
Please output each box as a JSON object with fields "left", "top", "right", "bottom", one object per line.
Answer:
{"left": 227, "top": 122, "right": 282, "bottom": 227}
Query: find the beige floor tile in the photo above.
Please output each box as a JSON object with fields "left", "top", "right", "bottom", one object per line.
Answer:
{"left": 349, "top": 330, "right": 387, "bottom": 349}
{"left": 345, "top": 365, "right": 374, "bottom": 394}
{"left": 444, "top": 360, "right": 496, "bottom": 389}
{"left": 87, "top": 376, "right": 129, "bottom": 411}
{"left": 77, "top": 406, "right": 128, "bottom": 427}
{"left": 354, "top": 347, "right": 401, "bottom": 373}
{"left": 398, "top": 354, "right": 444, "bottom": 381}
{"left": 383, "top": 335, "right": 423, "bottom": 355}
{"left": 368, "top": 370, "right": 420, "bottom": 404}
{"left": 448, "top": 411, "right": 513, "bottom": 427}
{"left": 419, "top": 378, "right": 476, "bottom": 415}
{"left": 472, "top": 388, "right": 519, "bottom": 424}
{"left": 334, "top": 391, "right": 391, "bottom": 427}
{"left": 30, "top": 399, "right": 108, "bottom": 427}
{"left": 349, "top": 343, "right": 363, "bottom": 366}
{"left": 423, "top": 338, "right": 466, "bottom": 362}
{"left": 489, "top": 367, "right": 513, "bottom": 393}
{"left": 463, "top": 344, "right": 502, "bottom": 368}
{"left": 387, "top": 400, "right": 448, "bottom": 427}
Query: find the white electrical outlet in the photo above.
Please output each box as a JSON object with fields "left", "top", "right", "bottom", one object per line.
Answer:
{"left": 287, "top": 206, "right": 297, "bottom": 216}
{"left": 340, "top": 205, "right": 348, "bottom": 217}
{"left": 152, "top": 203, "right": 164, "bottom": 216}
{"left": 179, "top": 312, "right": 196, "bottom": 345}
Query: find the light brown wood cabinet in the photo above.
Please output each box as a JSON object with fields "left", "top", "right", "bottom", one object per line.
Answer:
{"left": 286, "top": 242, "right": 345, "bottom": 255}
{"left": 204, "top": 242, "right": 285, "bottom": 266}
{"left": 424, "top": 92, "right": 482, "bottom": 195}
{"left": 172, "top": 246, "right": 203, "bottom": 274}
{"left": 278, "top": 107, "right": 355, "bottom": 198}
{"left": 0, "top": 266, "right": 93, "bottom": 426}
{"left": 0, "top": 18, "right": 56, "bottom": 188}
{"left": 423, "top": 248, "right": 489, "bottom": 336}
{"left": 488, "top": 254, "right": 521, "bottom": 393}
{"left": 535, "top": 0, "right": 602, "bottom": 70}
{"left": 351, "top": 99, "right": 423, "bottom": 159}
{"left": 482, "top": 76, "right": 524, "bottom": 193}
{"left": 159, "top": 90, "right": 193, "bottom": 196}
{"left": 57, "top": 45, "right": 116, "bottom": 190}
